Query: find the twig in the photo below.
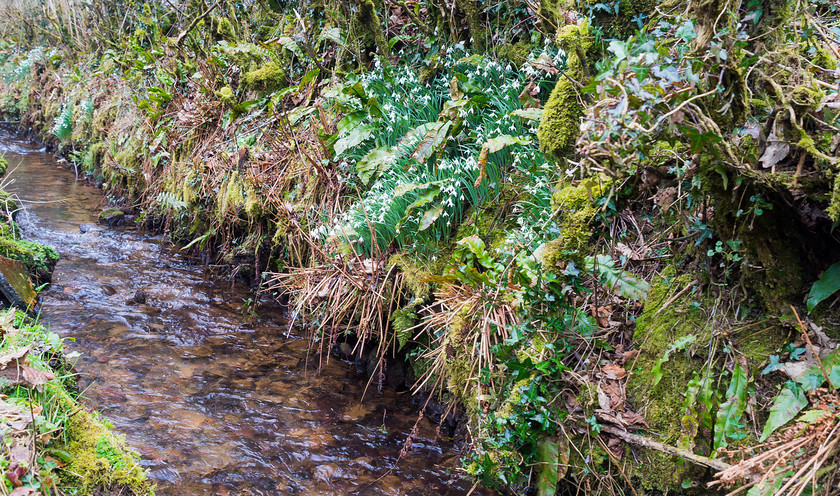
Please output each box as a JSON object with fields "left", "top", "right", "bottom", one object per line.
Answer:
{"left": 599, "top": 424, "right": 732, "bottom": 472}
{"left": 176, "top": 2, "right": 219, "bottom": 48}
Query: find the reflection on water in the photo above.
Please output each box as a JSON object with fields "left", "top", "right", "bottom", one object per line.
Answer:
{"left": 2, "top": 132, "right": 487, "bottom": 495}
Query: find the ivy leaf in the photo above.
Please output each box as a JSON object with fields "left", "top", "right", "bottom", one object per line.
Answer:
{"left": 806, "top": 260, "right": 840, "bottom": 312}
{"left": 760, "top": 381, "right": 808, "bottom": 442}
{"left": 713, "top": 364, "right": 750, "bottom": 450}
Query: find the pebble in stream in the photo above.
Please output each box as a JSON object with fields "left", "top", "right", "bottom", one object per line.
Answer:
{"left": 1, "top": 131, "right": 492, "bottom": 496}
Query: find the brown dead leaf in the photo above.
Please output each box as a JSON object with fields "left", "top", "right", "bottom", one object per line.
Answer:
{"left": 602, "top": 364, "right": 626, "bottom": 380}
{"left": 607, "top": 437, "right": 624, "bottom": 459}
{"left": 0, "top": 365, "right": 55, "bottom": 390}
{"left": 617, "top": 349, "right": 640, "bottom": 365}
{"left": 0, "top": 344, "right": 32, "bottom": 369}
{"left": 9, "top": 487, "right": 38, "bottom": 496}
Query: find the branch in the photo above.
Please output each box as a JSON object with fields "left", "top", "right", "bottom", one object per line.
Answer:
{"left": 600, "top": 424, "right": 733, "bottom": 473}
{"left": 176, "top": 2, "right": 219, "bottom": 48}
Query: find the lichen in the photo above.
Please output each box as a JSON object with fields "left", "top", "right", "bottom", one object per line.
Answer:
{"left": 537, "top": 20, "right": 593, "bottom": 161}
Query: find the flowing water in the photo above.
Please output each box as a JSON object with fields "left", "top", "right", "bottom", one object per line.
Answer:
{"left": 1, "top": 131, "right": 488, "bottom": 496}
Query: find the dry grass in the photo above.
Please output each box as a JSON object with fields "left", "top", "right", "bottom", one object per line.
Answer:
{"left": 713, "top": 389, "right": 840, "bottom": 496}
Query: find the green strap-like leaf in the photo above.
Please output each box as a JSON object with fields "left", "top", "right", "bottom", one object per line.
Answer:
{"left": 760, "top": 381, "right": 808, "bottom": 442}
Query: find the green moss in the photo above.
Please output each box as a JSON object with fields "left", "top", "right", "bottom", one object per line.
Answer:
{"left": 216, "top": 86, "right": 236, "bottom": 107}
{"left": 55, "top": 388, "right": 154, "bottom": 495}
{"left": 537, "top": 21, "right": 593, "bottom": 161}
{"left": 0, "top": 235, "right": 59, "bottom": 283}
{"left": 356, "top": 0, "right": 390, "bottom": 58}
{"left": 625, "top": 270, "right": 710, "bottom": 490}
{"left": 536, "top": 178, "right": 609, "bottom": 268}
{"left": 214, "top": 16, "right": 237, "bottom": 41}
{"left": 0, "top": 189, "right": 19, "bottom": 219}
{"left": 243, "top": 61, "right": 285, "bottom": 90}
{"left": 498, "top": 40, "right": 531, "bottom": 67}
{"left": 0, "top": 154, "right": 7, "bottom": 176}
{"left": 387, "top": 253, "right": 444, "bottom": 303}
{"left": 456, "top": 0, "right": 485, "bottom": 48}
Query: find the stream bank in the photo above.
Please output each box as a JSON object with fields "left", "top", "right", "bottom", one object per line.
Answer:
{"left": 2, "top": 130, "right": 489, "bottom": 495}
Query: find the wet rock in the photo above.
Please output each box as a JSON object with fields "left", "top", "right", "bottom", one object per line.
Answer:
{"left": 79, "top": 222, "right": 102, "bottom": 233}
{"left": 98, "top": 207, "right": 126, "bottom": 227}
{"left": 125, "top": 288, "right": 147, "bottom": 305}
{"left": 0, "top": 255, "right": 37, "bottom": 309}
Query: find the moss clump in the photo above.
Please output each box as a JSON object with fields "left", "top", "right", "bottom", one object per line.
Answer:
{"left": 0, "top": 189, "right": 19, "bottom": 220}
{"left": 498, "top": 40, "right": 531, "bottom": 67}
{"left": 54, "top": 388, "right": 154, "bottom": 495}
{"left": 536, "top": 177, "right": 609, "bottom": 268}
{"left": 625, "top": 270, "right": 710, "bottom": 490}
{"left": 456, "top": 0, "right": 485, "bottom": 48}
{"left": 0, "top": 235, "right": 59, "bottom": 283}
{"left": 243, "top": 61, "right": 285, "bottom": 90}
{"left": 537, "top": 20, "right": 593, "bottom": 160}
{"left": 356, "top": 0, "right": 390, "bottom": 58}
{"left": 0, "top": 154, "right": 7, "bottom": 176}
{"left": 216, "top": 86, "right": 236, "bottom": 107}
{"left": 214, "top": 16, "right": 236, "bottom": 41}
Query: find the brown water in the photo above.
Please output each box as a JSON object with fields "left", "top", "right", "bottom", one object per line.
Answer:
{"left": 1, "top": 131, "right": 485, "bottom": 496}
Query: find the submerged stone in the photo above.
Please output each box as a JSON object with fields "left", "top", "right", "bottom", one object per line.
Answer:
{"left": 0, "top": 255, "right": 37, "bottom": 309}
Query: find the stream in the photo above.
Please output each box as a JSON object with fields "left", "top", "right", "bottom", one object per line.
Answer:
{"left": 1, "top": 130, "right": 488, "bottom": 496}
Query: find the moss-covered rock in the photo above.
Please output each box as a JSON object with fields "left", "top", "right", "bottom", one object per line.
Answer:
{"left": 536, "top": 177, "right": 609, "bottom": 268}
{"left": 537, "top": 20, "right": 593, "bottom": 161}
{"left": 54, "top": 388, "right": 154, "bottom": 496}
{"left": 243, "top": 61, "right": 285, "bottom": 90}
{"left": 625, "top": 270, "right": 710, "bottom": 490}
{"left": 0, "top": 235, "right": 59, "bottom": 284}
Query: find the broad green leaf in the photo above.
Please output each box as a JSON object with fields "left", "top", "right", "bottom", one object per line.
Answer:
{"left": 511, "top": 108, "right": 543, "bottom": 120}
{"left": 277, "top": 36, "right": 303, "bottom": 56}
{"left": 713, "top": 364, "right": 749, "bottom": 450}
{"left": 798, "top": 409, "right": 828, "bottom": 424}
{"left": 807, "top": 260, "right": 840, "bottom": 312}
{"left": 334, "top": 123, "right": 374, "bottom": 156}
{"left": 830, "top": 365, "right": 840, "bottom": 388}
{"left": 396, "top": 187, "right": 442, "bottom": 231}
{"left": 411, "top": 121, "right": 451, "bottom": 163}
{"left": 393, "top": 180, "right": 445, "bottom": 198}
{"left": 535, "top": 436, "right": 570, "bottom": 496}
{"left": 588, "top": 255, "right": 650, "bottom": 301}
{"left": 355, "top": 146, "right": 397, "bottom": 184}
{"left": 760, "top": 382, "right": 808, "bottom": 441}
{"left": 794, "top": 350, "right": 840, "bottom": 390}
{"left": 455, "top": 235, "right": 493, "bottom": 269}
{"left": 418, "top": 205, "right": 444, "bottom": 231}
